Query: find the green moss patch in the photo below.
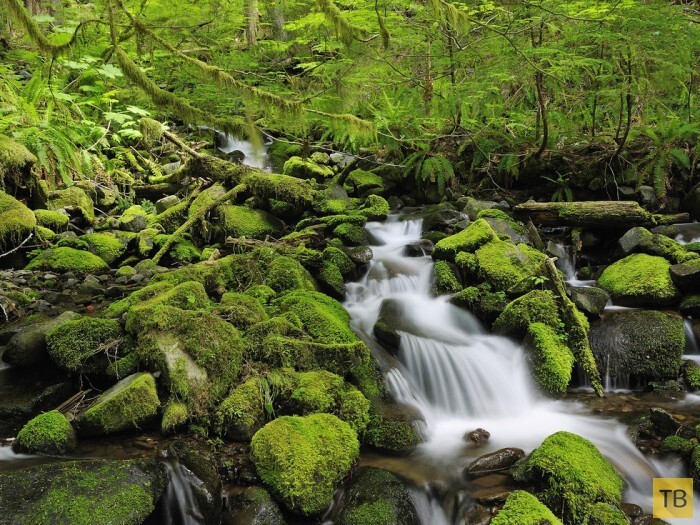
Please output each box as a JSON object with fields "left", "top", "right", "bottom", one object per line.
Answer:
{"left": 433, "top": 218, "right": 496, "bottom": 262}
{"left": 598, "top": 253, "right": 680, "bottom": 306}
{"left": 26, "top": 247, "right": 109, "bottom": 273}
{"left": 283, "top": 156, "right": 334, "bottom": 181}
{"left": 525, "top": 323, "right": 575, "bottom": 398}
{"left": 46, "top": 317, "right": 123, "bottom": 372}
{"left": 476, "top": 240, "right": 547, "bottom": 292}
{"left": 81, "top": 232, "right": 128, "bottom": 265}
{"left": 493, "top": 290, "right": 560, "bottom": 336}
{"left": 47, "top": 186, "right": 94, "bottom": 223}
{"left": 34, "top": 209, "right": 69, "bottom": 231}
{"left": 0, "top": 191, "right": 36, "bottom": 250}
{"left": 491, "top": 490, "right": 562, "bottom": 525}
{"left": 13, "top": 410, "right": 77, "bottom": 455}
{"left": 218, "top": 204, "right": 283, "bottom": 239}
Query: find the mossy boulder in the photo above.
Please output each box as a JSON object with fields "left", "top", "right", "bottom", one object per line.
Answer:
{"left": 81, "top": 232, "right": 128, "bottom": 265}
{"left": 318, "top": 260, "right": 346, "bottom": 299}
{"left": 0, "top": 458, "right": 167, "bottom": 525}
{"left": 476, "top": 240, "right": 547, "bottom": 293}
{"left": 433, "top": 218, "right": 496, "bottom": 262}
{"left": 251, "top": 413, "right": 360, "bottom": 516}
{"left": 492, "top": 290, "right": 560, "bottom": 336}
{"left": 117, "top": 205, "right": 149, "bottom": 233}
{"left": 334, "top": 222, "right": 370, "bottom": 246}
{"left": 344, "top": 169, "right": 385, "bottom": 196}
{"left": 46, "top": 316, "right": 123, "bottom": 373}
{"left": 524, "top": 323, "right": 575, "bottom": 398}
{"left": 225, "top": 486, "right": 287, "bottom": 525}
{"left": 76, "top": 373, "right": 160, "bottom": 435}
{"left": 477, "top": 209, "right": 530, "bottom": 244}
{"left": 216, "top": 376, "right": 267, "bottom": 441}
{"left": 588, "top": 310, "right": 684, "bottom": 380}
{"left": 4, "top": 310, "right": 79, "bottom": 367}
{"left": 283, "top": 156, "right": 334, "bottom": 181}
{"left": 683, "top": 360, "right": 700, "bottom": 391}
{"left": 26, "top": 247, "right": 109, "bottom": 273}
{"left": 161, "top": 401, "right": 189, "bottom": 433}
{"left": 34, "top": 209, "right": 69, "bottom": 231}
{"left": 0, "top": 135, "right": 35, "bottom": 187}
{"left": 266, "top": 255, "right": 316, "bottom": 293}
{"left": 0, "top": 191, "right": 36, "bottom": 250}
{"left": 323, "top": 246, "right": 355, "bottom": 275}
{"left": 12, "top": 410, "right": 77, "bottom": 455}
{"left": 432, "top": 260, "right": 462, "bottom": 295}
{"left": 513, "top": 431, "right": 624, "bottom": 522}
{"left": 215, "top": 291, "right": 269, "bottom": 329}
{"left": 150, "top": 200, "right": 188, "bottom": 233}
{"left": 491, "top": 490, "right": 562, "bottom": 525}
{"left": 336, "top": 467, "right": 419, "bottom": 525}
{"left": 217, "top": 204, "right": 284, "bottom": 239}
{"left": 365, "top": 401, "right": 423, "bottom": 455}
{"left": 670, "top": 257, "right": 700, "bottom": 292}
{"left": 46, "top": 186, "right": 94, "bottom": 223}
{"left": 358, "top": 194, "right": 390, "bottom": 221}
{"left": 449, "top": 286, "right": 508, "bottom": 325}
{"left": 617, "top": 226, "right": 698, "bottom": 264}
{"left": 598, "top": 253, "right": 680, "bottom": 307}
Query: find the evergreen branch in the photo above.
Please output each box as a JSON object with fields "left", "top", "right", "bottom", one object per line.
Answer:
{"left": 305, "top": 109, "right": 375, "bottom": 140}
{"left": 114, "top": 0, "right": 302, "bottom": 114}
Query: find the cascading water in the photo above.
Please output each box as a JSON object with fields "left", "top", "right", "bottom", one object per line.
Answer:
{"left": 214, "top": 132, "right": 273, "bottom": 172}
{"left": 345, "top": 216, "right": 699, "bottom": 524}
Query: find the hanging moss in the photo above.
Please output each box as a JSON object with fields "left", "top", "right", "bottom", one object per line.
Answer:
{"left": 0, "top": 191, "right": 36, "bottom": 250}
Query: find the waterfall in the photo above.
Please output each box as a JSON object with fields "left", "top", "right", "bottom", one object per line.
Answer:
{"left": 153, "top": 458, "right": 208, "bottom": 525}
{"left": 345, "top": 216, "right": 700, "bottom": 523}
{"left": 214, "top": 132, "right": 273, "bottom": 172}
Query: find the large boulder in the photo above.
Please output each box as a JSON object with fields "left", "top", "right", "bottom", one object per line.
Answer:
{"left": 476, "top": 209, "right": 530, "bottom": 245}
{"left": 616, "top": 227, "right": 697, "bottom": 264}
{"left": 0, "top": 458, "right": 167, "bottom": 525}
{"left": 76, "top": 373, "right": 160, "bottom": 435}
{"left": 0, "top": 191, "right": 36, "bottom": 251}
{"left": 598, "top": 253, "right": 680, "bottom": 307}
{"left": 670, "top": 258, "right": 700, "bottom": 292}
{"left": 336, "top": 467, "right": 419, "bottom": 525}
{"left": 12, "top": 409, "right": 77, "bottom": 455}
{"left": 3, "top": 311, "right": 79, "bottom": 367}
{"left": 25, "top": 247, "right": 109, "bottom": 273}
{"left": 46, "top": 316, "right": 123, "bottom": 373}
{"left": 250, "top": 414, "right": 360, "bottom": 516}
{"left": 513, "top": 431, "right": 623, "bottom": 523}
{"left": 588, "top": 310, "right": 684, "bottom": 380}
{"left": 224, "top": 486, "right": 286, "bottom": 525}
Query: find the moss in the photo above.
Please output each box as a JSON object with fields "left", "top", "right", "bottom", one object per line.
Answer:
{"left": 34, "top": 225, "right": 56, "bottom": 242}
{"left": 432, "top": 260, "right": 462, "bottom": 295}
{"left": 283, "top": 155, "right": 334, "bottom": 181}
{"left": 455, "top": 251, "right": 478, "bottom": 275}
{"left": 102, "top": 281, "right": 174, "bottom": 318}
{"left": 117, "top": 205, "right": 149, "bottom": 232}
{"left": 365, "top": 411, "right": 421, "bottom": 455}
{"left": 333, "top": 222, "right": 369, "bottom": 245}
{"left": 216, "top": 376, "right": 266, "bottom": 440}
{"left": 323, "top": 246, "right": 355, "bottom": 274}
{"left": 46, "top": 316, "right": 123, "bottom": 372}
{"left": 251, "top": 414, "right": 360, "bottom": 516}
{"left": 26, "top": 246, "right": 109, "bottom": 273}
{"left": 106, "top": 352, "right": 140, "bottom": 378}
{"left": 125, "top": 281, "right": 210, "bottom": 325}
{"left": 244, "top": 284, "right": 277, "bottom": 304}
{"left": 0, "top": 459, "right": 167, "bottom": 525}
{"left": 34, "top": 209, "right": 69, "bottom": 231}
{"left": 515, "top": 431, "right": 624, "bottom": 522}
{"left": 621, "top": 227, "right": 698, "bottom": 264}
{"left": 598, "top": 253, "right": 680, "bottom": 306}
{"left": 684, "top": 360, "right": 700, "bottom": 391}
{"left": 525, "top": 323, "right": 575, "bottom": 398}
{"left": 243, "top": 171, "right": 316, "bottom": 210}
{"left": 491, "top": 490, "right": 562, "bottom": 525}
{"left": 586, "top": 502, "right": 628, "bottom": 525}
{"left": 115, "top": 265, "right": 136, "bottom": 278}
{"left": 150, "top": 200, "right": 188, "bottom": 233}
{"left": 81, "top": 232, "right": 128, "bottom": 265}
{"left": 476, "top": 240, "right": 547, "bottom": 292}
{"left": 137, "top": 227, "right": 159, "bottom": 257}
{"left": 266, "top": 255, "right": 316, "bottom": 293}
{"left": 342, "top": 500, "right": 394, "bottom": 525}
{"left": 433, "top": 218, "right": 496, "bottom": 262}
{"left": 161, "top": 401, "right": 189, "bottom": 433}
{"left": 0, "top": 134, "right": 35, "bottom": 185}
{"left": 14, "top": 410, "right": 77, "bottom": 455}
{"left": 344, "top": 169, "right": 385, "bottom": 195}
{"left": 319, "top": 260, "right": 346, "bottom": 297}
{"left": 358, "top": 195, "right": 390, "bottom": 221}
{"left": 268, "top": 140, "right": 303, "bottom": 165}
{"left": 314, "top": 198, "right": 348, "bottom": 215}
{"left": 660, "top": 435, "right": 695, "bottom": 456}
{"left": 0, "top": 191, "right": 36, "bottom": 249}
{"left": 215, "top": 291, "right": 269, "bottom": 329}
{"left": 155, "top": 235, "right": 201, "bottom": 263}
{"left": 218, "top": 204, "right": 282, "bottom": 239}
{"left": 47, "top": 186, "right": 94, "bottom": 223}
{"left": 79, "top": 373, "right": 160, "bottom": 435}
{"left": 493, "top": 290, "right": 560, "bottom": 336}
{"left": 339, "top": 387, "right": 371, "bottom": 436}
{"left": 188, "top": 183, "right": 227, "bottom": 218}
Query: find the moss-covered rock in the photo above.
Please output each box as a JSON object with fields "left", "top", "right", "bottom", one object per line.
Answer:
{"left": 216, "top": 291, "right": 268, "bottom": 329}
{"left": 524, "top": 323, "right": 574, "bottom": 398}
{"left": 598, "top": 253, "right": 680, "bottom": 307}
{"left": 514, "top": 431, "right": 624, "bottom": 522}
{"left": 323, "top": 246, "right": 355, "bottom": 275}
{"left": 76, "top": 373, "right": 160, "bottom": 435}
{"left": 81, "top": 232, "right": 128, "bottom": 265}
{"left": 476, "top": 240, "right": 547, "bottom": 292}
{"left": 266, "top": 255, "right": 316, "bottom": 293}
{"left": 336, "top": 467, "right": 419, "bottom": 525}
{"left": 432, "top": 218, "right": 496, "bottom": 262}
{"left": 283, "top": 156, "right": 334, "bottom": 181}
{"left": 365, "top": 402, "right": 422, "bottom": 455}
{"left": 358, "top": 195, "right": 390, "bottom": 221}
{"left": 660, "top": 435, "right": 695, "bottom": 456}
{"left": 334, "top": 222, "right": 370, "bottom": 246}
{"left": 46, "top": 316, "right": 123, "bottom": 373}
{"left": 617, "top": 226, "right": 698, "bottom": 264}
{"left": 449, "top": 286, "right": 507, "bottom": 324}
{"left": 432, "top": 260, "right": 462, "bottom": 295}
{"left": 344, "top": 169, "right": 385, "bottom": 196}
{"left": 251, "top": 414, "right": 360, "bottom": 516}
{"left": 217, "top": 204, "right": 284, "bottom": 239}
{"left": 588, "top": 310, "right": 684, "bottom": 380}
{"left": 116, "top": 265, "right": 136, "bottom": 278}
{"left": 0, "top": 134, "right": 35, "bottom": 187}
{"left": 318, "top": 260, "right": 346, "bottom": 299}
{"left": 47, "top": 186, "right": 94, "bottom": 223}
{"left": 684, "top": 360, "right": 700, "bottom": 391}
{"left": 216, "top": 376, "right": 266, "bottom": 441}
{"left": 0, "top": 458, "right": 167, "bottom": 525}
{"left": 477, "top": 209, "right": 530, "bottom": 244}
{"left": 26, "top": 247, "right": 109, "bottom": 273}
{"left": 117, "top": 205, "right": 149, "bottom": 233}
{"left": 586, "top": 502, "right": 629, "bottom": 525}
{"left": 13, "top": 410, "right": 77, "bottom": 455}
{"left": 161, "top": 401, "right": 189, "bottom": 433}
{"left": 150, "top": 200, "right": 188, "bottom": 234}
{"left": 225, "top": 485, "right": 286, "bottom": 525}
{"left": 492, "top": 290, "right": 560, "bottom": 336}
{"left": 490, "top": 490, "right": 562, "bottom": 525}
{"left": 34, "top": 209, "right": 69, "bottom": 231}
{"left": 0, "top": 191, "right": 36, "bottom": 250}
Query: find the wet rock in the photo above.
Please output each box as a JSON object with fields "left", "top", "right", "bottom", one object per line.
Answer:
{"left": 616, "top": 227, "right": 696, "bottom": 264}
{"left": 0, "top": 458, "right": 167, "bottom": 524}
{"left": 670, "top": 259, "right": 700, "bottom": 292}
{"left": 464, "top": 448, "right": 525, "bottom": 478}
{"left": 79, "top": 274, "right": 103, "bottom": 296}
{"left": 402, "top": 203, "right": 462, "bottom": 232}
{"left": 620, "top": 503, "right": 644, "bottom": 518}
{"left": 569, "top": 286, "right": 609, "bottom": 317}
{"left": 373, "top": 299, "right": 410, "bottom": 353}
{"left": 219, "top": 443, "right": 260, "bottom": 486}
{"left": 589, "top": 310, "right": 684, "bottom": 380}
{"left": 3, "top": 311, "right": 79, "bottom": 367}
{"left": 335, "top": 467, "right": 419, "bottom": 525}
{"left": 638, "top": 185, "right": 658, "bottom": 207}
{"left": 344, "top": 245, "right": 373, "bottom": 265}
{"left": 464, "top": 428, "right": 490, "bottom": 446}
{"left": 458, "top": 197, "right": 510, "bottom": 220}
{"left": 155, "top": 195, "right": 180, "bottom": 214}
{"left": 224, "top": 486, "right": 286, "bottom": 525}
{"left": 405, "top": 239, "right": 434, "bottom": 257}
{"left": 649, "top": 408, "right": 681, "bottom": 438}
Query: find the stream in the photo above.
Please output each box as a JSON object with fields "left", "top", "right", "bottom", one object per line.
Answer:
{"left": 344, "top": 216, "right": 700, "bottom": 524}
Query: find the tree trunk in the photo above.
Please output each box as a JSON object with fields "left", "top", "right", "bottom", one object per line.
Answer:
{"left": 513, "top": 201, "right": 689, "bottom": 227}
{"left": 246, "top": 0, "right": 258, "bottom": 47}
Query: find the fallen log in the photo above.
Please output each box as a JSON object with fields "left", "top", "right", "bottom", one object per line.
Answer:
{"left": 514, "top": 201, "right": 689, "bottom": 228}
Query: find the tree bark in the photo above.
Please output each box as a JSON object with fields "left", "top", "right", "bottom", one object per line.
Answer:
{"left": 514, "top": 201, "right": 689, "bottom": 227}
{"left": 246, "top": 0, "right": 258, "bottom": 47}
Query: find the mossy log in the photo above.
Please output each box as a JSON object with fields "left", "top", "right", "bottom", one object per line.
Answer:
{"left": 542, "top": 258, "right": 603, "bottom": 397}
{"left": 514, "top": 201, "right": 688, "bottom": 227}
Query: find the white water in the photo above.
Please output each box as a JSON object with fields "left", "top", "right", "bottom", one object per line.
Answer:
{"left": 215, "top": 133, "right": 273, "bottom": 172}
{"left": 345, "top": 216, "right": 699, "bottom": 523}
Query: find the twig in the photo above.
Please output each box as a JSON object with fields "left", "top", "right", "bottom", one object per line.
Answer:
{"left": 0, "top": 233, "right": 33, "bottom": 259}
